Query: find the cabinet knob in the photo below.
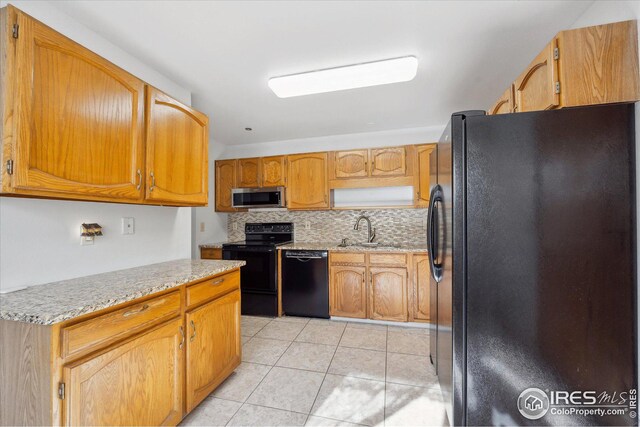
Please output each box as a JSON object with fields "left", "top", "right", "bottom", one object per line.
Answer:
{"left": 136, "top": 169, "right": 142, "bottom": 190}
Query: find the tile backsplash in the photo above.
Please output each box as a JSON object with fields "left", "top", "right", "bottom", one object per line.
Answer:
{"left": 227, "top": 209, "right": 428, "bottom": 244}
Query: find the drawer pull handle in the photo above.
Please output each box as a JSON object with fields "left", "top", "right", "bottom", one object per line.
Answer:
{"left": 179, "top": 326, "right": 185, "bottom": 349}
{"left": 190, "top": 320, "right": 197, "bottom": 342}
{"left": 123, "top": 304, "right": 149, "bottom": 317}
{"left": 211, "top": 279, "right": 225, "bottom": 286}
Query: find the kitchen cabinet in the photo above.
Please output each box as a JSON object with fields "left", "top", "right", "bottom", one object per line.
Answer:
{"left": 287, "top": 152, "right": 329, "bottom": 210}
{"left": 201, "top": 247, "right": 223, "bottom": 259}
{"left": 487, "top": 86, "right": 515, "bottom": 115}
{"left": 491, "top": 20, "right": 639, "bottom": 115}
{"left": 414, "top": 144, "right": 436, "bottom": 207}
{"left": 1, "top": 5, "right": 145, "bottom": 202}
{"left": 369, "top": 267, "right": 408, "bottom": 322}
{"left": 334, "top": 150, "right": 369, "bottom": 179}
{"left": 62, "top": 318, "right": 184, "bottom": 426}
{"left": 185, "top": 289, "right": 241, "bottom": 412}
{"left": 329, "top": 265, "right": 367, "bottom": 318}
{"left": 215, "top": 160, "right": 237, "bottom": 212}
{"left": 261, "top": 156, "right": 287, "bottom": 187}
{"left": 370, "top": 147, "right": 406, "bottom": 177}
{"left": 0, "top": 6, "right": 209, "bottom": 207}
{"left": 411, "top": 254, "right": 430, "bottom": 321}
{"left": 514, "top": 39, "right": 559, "bottom": 112}
{"left": 237, "top": 158, "right": 261, "bottom": 188}
{"left": 145, "top": 86, "right": 209, "bottom": 206}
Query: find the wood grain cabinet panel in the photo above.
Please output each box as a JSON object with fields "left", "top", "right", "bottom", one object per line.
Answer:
{"left": 201, "top": 247, "right": 223, "bottom": 260}
{"left": 7, "top": 6, "right": 145, "bottom": 201}
{"left": 514, "top": 39, "right": 559, "bottom": 113}
{"left": 145, "top": 86, "right": 209, "bottom": 206}
{"left": 237, "top": 158, "right": 261, "bottom": 188}
{"left": 369, "top": 267, "right": 408, "bottom": 322}
{"left": 414, "top": 144, "right": 436, "bottom": 207}
{"left": 186, "top": 290, "right": 241, "bottom": 412}
{"left": 261, "top": 156, "right": 286, "bottom": 187}
{"left": 488, "top": 86, "right": 515, "bottom": 115}
{"left": 287, "top": 152, "right": 329, "bottom": 210}
{"left": 62, "top": 318, "right": 184, "bottom": 426}
{"left": 215, "top": 160, "right": 237, "bottom": 212}
{"left": 370, "top": 147, "right": 406, "bottom": 177}
{"left": 330, "top": 265, "right": 367, "bottom": 318}
{"left": 334, "top": 150, "right": 369, "bottom": 179}
{"left": 412, "top": 255, "right": 430, "bottom": 321}
{"left": 186, "top": 271, "right": 240, "bottom": 309}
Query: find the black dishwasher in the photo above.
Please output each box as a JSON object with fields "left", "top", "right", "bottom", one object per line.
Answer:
{"left": 282, "top": 250, "right": 329, "bottom": 318}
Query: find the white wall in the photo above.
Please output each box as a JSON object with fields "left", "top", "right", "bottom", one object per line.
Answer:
{"left": 0, "top": 0, "right": 193, "bottom": 292}
{"left": 221, "top": 125, "right": 444, "bottom": 159}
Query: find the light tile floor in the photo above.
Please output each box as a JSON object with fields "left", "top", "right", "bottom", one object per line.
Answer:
{"left": 180, "top": 316, "right": 447, "bottom": 427}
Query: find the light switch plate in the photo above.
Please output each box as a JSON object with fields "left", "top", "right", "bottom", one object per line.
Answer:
{"left": 122, "top": 217, "right": 135, "bottom": 235}
{"left": 200, "top": 222, "right": 205, "bottom": 232}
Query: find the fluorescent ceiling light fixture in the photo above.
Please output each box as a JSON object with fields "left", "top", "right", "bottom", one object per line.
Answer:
{"left": 268, "top": 56, "right": 418, "bottom": 98}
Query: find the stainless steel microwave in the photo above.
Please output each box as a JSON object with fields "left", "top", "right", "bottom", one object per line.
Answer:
{"left": 231, "top": 187, "right": 285, "bottom": 209}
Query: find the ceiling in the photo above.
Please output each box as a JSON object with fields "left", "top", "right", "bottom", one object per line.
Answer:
{"left": 51, "top": 0, "right": 594, "bottom": 145}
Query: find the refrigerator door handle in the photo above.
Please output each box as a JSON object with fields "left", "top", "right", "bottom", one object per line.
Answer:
{"left": 427, "top": 185, "right": 444, "bottom": 283}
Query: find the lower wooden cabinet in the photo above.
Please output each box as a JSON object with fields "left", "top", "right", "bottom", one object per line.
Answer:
{"left": 186, "top": 289, "right": 241, "bottom": 412}
{"left": 329, "top": 265, "right": 367, "bottom": 318}
{"left": 62, "top": 318, "right": 184, "bottom": 426}
{"left": 369, "top": 267, "right": 408, "bottom": 322}
{"left": 201, "top": 247, "right": 223, "bottom": 260}
{"left": 411, "top": 254, "right": 430, "bottom": 321}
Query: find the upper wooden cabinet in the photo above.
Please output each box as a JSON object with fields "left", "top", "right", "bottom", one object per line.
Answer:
{"left": 334, "top": 150, "right": 369, "bottom": 179}
{"left": 0, "top": 6, "right": 209, "bottom": 207}
{"left": 491, "top": 20, "right": 639, "bottom": 115}
{"left": 145, "top": 86, "right": 209, "bottom": 206}
{"left": 487, "top": 86, "right": 515, "bottom": 115}
{"left": 2, "top": 5, "right": 145, "bottom": 201}
{"left": 237, "top": 158, "right": 261, "bottom": 188}
{"left": 370, "top": 147, "right": 406, "bottom": 177}
{"left": 261, "top": 155, "right": 286, "bottom": 187}
{"left": 215, "top": 159, "right": 237, "bottom": 212}
{"left": 414, "top": 144, "right": 436, "bottom": 207}
{"left": 62, "top": 318, "right": 184, "bottom": 426}
{"left": 287, "top": 152, "right": 329, "bottom": 210}
{"left": 514, "top": 39, "right": 559, "bottom": 113}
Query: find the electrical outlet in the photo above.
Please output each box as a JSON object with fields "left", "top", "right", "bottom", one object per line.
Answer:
{"left": 80, "top": 235, "right": 94, "bottom": 246}
{"left": 122, "top": 217, "right": 135, "bottom": 235}
{"left": 305, "top": 221, "right": 311, "bottom": 230}
{"left": 200, "top": 222, "right": 205, "bottom": 232}
{"left": 233, "top": 222, "right": 238, "bottom": 231}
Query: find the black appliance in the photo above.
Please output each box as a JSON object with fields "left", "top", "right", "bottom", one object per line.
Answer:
{"left": 282, "top": 250, "right": 329, "bottom": 318}
{"left": 222, "top": 223, "right": 293, "bottom": 316}
{"left": 232, "top": 187, "right": 286, "bottom": 209}
{"left": 429, "top": 104, "right": 637, "bottom": 426}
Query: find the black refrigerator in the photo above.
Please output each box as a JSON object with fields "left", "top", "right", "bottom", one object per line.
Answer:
{"left": 428, "top": 104, "right": 637, "bottom": 426}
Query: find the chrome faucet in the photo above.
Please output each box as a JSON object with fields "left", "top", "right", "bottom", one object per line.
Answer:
{"left": 354, "top": 215, "right": 376, "bottom": 243}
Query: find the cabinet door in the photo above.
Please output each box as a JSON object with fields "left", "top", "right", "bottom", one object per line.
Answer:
{"left": 370, "top": 147, "right": 406, "bottom": 177}
{"left": 369, "top": 267, "right": 408, "bottom": 322}
{"left": 330, "top": 265, "right": 367, "bottom": 318}
{"left": 186, "top": 290, "right": 241, "bottom": 412}
{"left": 412, "top": 255, "right": 430, "bottom": 321}
{"left": 237, "top": 158, "right": 261, "bottom": 188}
{"left": 215, "top": 160, "right": 236, "bottom": 212}
{"left": 9, "top": 7, "right": 145, "bottom": 201}
{"left": 514, "top": 40, "right": 559, "bottom": 112}
{"left": 261, "top": 156, "right": 286, "bottom": 187}
{"left": 487, "top": 86, "right": 514, "bottom": 115}
{"left": 414, "top": 144, "right": 436, "bottom": 207}
{"left": 145, "top": 86, "right": 209, "bottom": 206}
{"left": 334, "top": 150, "right": 369, "bottom": 179}
{"left": 62, "top": 319, "right": 184, "bottom": 426}
{"left": 287, "top": 153, "right": 329, "bottom": 210}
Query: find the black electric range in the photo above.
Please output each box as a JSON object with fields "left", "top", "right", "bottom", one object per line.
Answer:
{"left": 222, "top": 223, "right": 293, "bottom": 316}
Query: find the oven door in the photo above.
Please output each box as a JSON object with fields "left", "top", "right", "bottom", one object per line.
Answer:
{"left": 222, "top": 246, "right": 277, "bottom": 294}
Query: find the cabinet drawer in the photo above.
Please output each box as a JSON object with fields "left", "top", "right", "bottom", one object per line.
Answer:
{"left": 331, "top": 252, "right": 366, "bottom": 265}
{"left": 186, "top": 271, "right": 240, "bottom": 308}
{"left": 368, "top": 253, "right": 407, "bottom": 266}
{"left": 62, "top": 291, "right": 181, "bottom": 358}
{"left": 201, "top": 248, "right": 222, "bottom": 259}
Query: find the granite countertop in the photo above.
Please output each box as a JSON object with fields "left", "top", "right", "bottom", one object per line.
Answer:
{"left": 199, "top": 242, "right": 228, "bottom": 249}
{"left": 278, "top": 242, "right": 429, "bottom": 253}
{"left": 0, "top": 259, "right": 245, "bottom": 325}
